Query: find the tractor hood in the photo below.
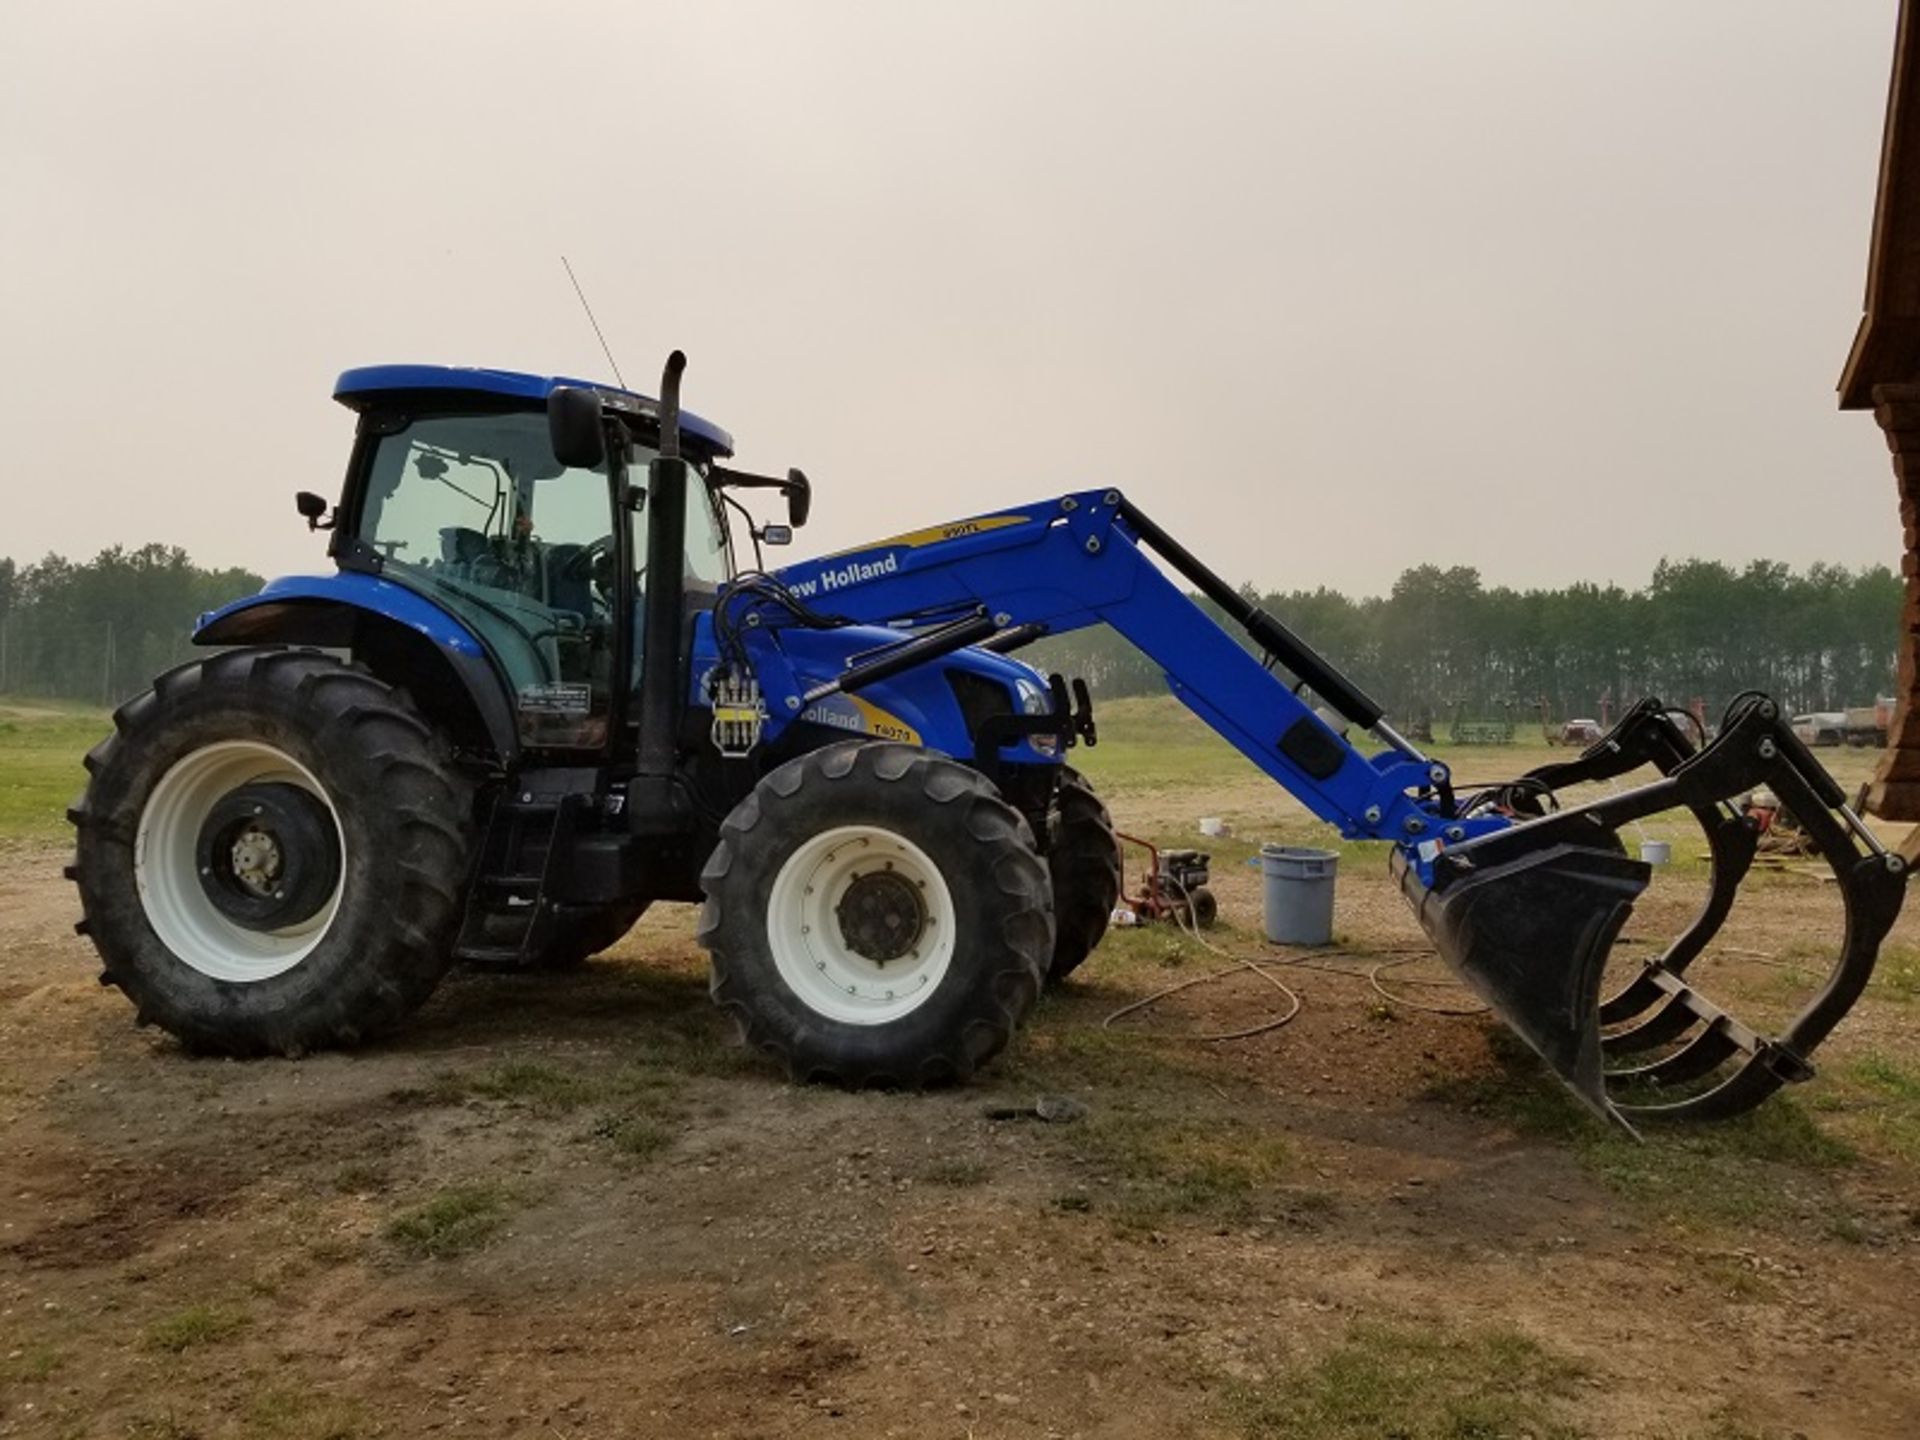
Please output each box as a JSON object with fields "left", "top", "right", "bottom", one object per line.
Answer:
{"left": 690, "top": 613, "right": 1059, "bottom": 764}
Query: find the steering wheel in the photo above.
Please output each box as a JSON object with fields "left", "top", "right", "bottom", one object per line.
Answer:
{"left": 556, "top": 535, "right": 618, "bottom": 608}
{"left": 559, "top": 534, "right": 613, "bottom": 578}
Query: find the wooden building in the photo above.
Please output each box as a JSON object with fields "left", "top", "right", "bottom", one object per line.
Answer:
{"left": 1841, "top": 0, "right": 1920, "bottom": 832}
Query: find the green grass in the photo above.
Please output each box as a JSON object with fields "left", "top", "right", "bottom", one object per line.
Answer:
{"left": 1220, "top": 1320, "right": 1585, "bottom": 1440}
{"left": 466, "top": 1060, "right": 605, "bottom": 1112}
{"left": 1426, "top": 1042, "right": 1858, "bottom": 1229}
{"left": 126, "top": 1413, "right": 203, "bottom": 1440}
{"left": 1000, "top": 1016, "right": 1231, "bottom": 1093}
{"left": 331, "top": 1161, "right": 389, "bottom": 1194}
{"left": 143, "top": 1304, "right": 248, "bottom": 1353}
{"left": 1066, "top": 1106, "right": 1291, "bottom": 1227}
{"left": 2, "top": 1343, "right": 62, "bottom": 1382}
{"left": 591, "top": 1109, "right": 673, "bottom": 1161}
{"left": 922, "top": 1158, "right": 991, "bottom": 1187}
{"left": 243, "top": 1384, "right": 367, "bottom": 1440}
{"left": 1810, "top": 1052, "right": 1920, "bottom": 1167}
{"left": 383, "top": 1183, "right": 515, "bottom": 1259}
{"left": 0, "top": 701, "right": 104, "bottom": 841}
{"left": 1870, "top": 944, "right": 1920, "bottom": 1004}
{"left": 389, "top": 1055, "right": 695, "bottom": 1167}
{"left": 1070, "top": 696, "right": 1271, "bottom": 795}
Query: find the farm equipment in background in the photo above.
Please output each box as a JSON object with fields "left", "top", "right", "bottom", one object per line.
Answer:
{"left": 1793, "top": 702, "right": 1891, "bottom": 749}
{"left": 1792, "top": 712, "right": 1849, "bottom": 747}
{"left": 1743, "top": 787, "right": 1818, "bottom": 858}
{"left": 68, "top": 353, "right": 1908, "bottom": 1131}
{"left": 1560, "top": 717, "right": 1604, "bottom": 747}
{"left": 1538, "top": 697, "right": 1602, "bottom": 748}
{"left": 1844, "top": 697, "right": 1895, "bottom": 747}
{"left": 1113, "top": 832, "right": 1217, "bottom": 930}
{"left": 1446, "top": 701, "right": 1515, "bottom": 746}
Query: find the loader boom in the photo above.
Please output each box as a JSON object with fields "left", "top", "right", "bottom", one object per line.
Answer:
{"left": 716, "top": 486, "right": 1908, "bottom": 1131}
{"left": 757, "top": 488, "right": 1507, "bottom": 866}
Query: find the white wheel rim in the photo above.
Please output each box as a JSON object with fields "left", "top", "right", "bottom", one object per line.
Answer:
{"left": 765, "top": 824, "right": 957, "bottom": 1025}
{"left": 134, "top": 741, "right": 345, "bottom": 983}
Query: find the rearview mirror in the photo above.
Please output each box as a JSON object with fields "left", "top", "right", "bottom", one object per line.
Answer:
{"left": 548, "top": 386, "right": 606, "bottom": 469}
{"left": 294, "top": 491, "right": 334, "bottom": 531}
{"left": 785, "top": 468, "right": 811, "bottom": 528}
{"left": 760, "top": 524, "right": 793, "bottom": 547}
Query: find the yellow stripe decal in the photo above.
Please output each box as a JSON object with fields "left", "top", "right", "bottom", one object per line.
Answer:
{"left": 849, "top": 695, "right": 922, "bottom": 745}
{"left": 818, "top": 513, "right": 1030, "bottom": 561}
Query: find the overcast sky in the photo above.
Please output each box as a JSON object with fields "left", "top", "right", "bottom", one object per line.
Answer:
{"left": 1, "top": 1, "right": 1905, "bottom": 596}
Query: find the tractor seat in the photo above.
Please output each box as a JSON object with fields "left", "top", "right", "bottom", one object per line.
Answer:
{"left": 440, "top": 527, "right": 489, "bottom": 565}
{"left": 543, "top": 543, "right": 594, "bottom": 624}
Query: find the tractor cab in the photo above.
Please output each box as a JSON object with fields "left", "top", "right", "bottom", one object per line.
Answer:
{"left": 326, "top": 365, "right": 742, "bottom": 751}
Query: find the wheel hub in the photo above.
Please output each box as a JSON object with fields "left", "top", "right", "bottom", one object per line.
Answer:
{"left": 765, "top": 825, "right": 958, "bottom": 1026}
{"left": 834, "top": 868, "right": 928, "bottom": 963}
{"left": 195, "top": 781, "right": 341, "bottom": 932}
{"left": 228, "top": 827, "right": 283, "bottom": 896}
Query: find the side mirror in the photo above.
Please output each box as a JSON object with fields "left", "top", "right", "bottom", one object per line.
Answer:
{"left": 759, "top": 524, "right": 793, "bottom": 547}
{"left": 548, "top": 386, "right": 606, "bottom": 469}
{"left": 295, "top": 491, "right": 334, "bottom": 531}
{"left": 785, "top": 468, "right": 811, "bottom": 528}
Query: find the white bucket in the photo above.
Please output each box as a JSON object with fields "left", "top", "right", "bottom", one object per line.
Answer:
{"left": 1639, "top": 840, "right": 1672, "bottom": 865}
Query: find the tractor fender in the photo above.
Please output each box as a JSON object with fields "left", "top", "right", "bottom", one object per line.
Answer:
{"left": 194, "top": 574, "right": 518, "bottom": 761}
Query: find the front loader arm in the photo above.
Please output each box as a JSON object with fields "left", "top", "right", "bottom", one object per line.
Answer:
{"left": 758, "top": 488, "right": 1504, "bottom": 854}
{"left": 722, "top": 484, "right": 1905, "bottom": 1132}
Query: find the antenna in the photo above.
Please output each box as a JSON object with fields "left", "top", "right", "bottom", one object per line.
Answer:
{"left": 560, "top": 255, "right": 627, "bottom": 389}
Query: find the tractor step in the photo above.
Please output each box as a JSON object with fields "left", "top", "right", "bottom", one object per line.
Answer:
{"left": 453, "top": 786, "right": 584, "bottom": 966}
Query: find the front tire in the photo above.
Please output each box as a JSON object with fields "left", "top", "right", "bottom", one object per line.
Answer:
{"left": 1045, "top": 766, "right": 1123, "bottom": 983}
{"left": 698, "top": 742, "right": 1052, "bottom": 1086}
{"left": 69, "top": 648, "right": 474, "bottom": 1055}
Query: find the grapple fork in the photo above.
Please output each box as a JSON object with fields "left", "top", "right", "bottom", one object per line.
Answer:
{"left": 1399, "top": 695, "right": 1908, "bottom": 1130}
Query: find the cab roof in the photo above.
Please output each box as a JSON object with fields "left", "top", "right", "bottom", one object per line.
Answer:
{"left": 332, "top": 364, "right": 735, "bottom": 456}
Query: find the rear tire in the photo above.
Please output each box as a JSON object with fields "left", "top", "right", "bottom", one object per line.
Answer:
{"left": 698, "top": 742, "right": 1051, "bottom": 1086}
{"left": 69, "top": 648, "right": 474, "bottom": 1056}
{"left": 1045, "top": 766, "right": 1123, "bottom": 983}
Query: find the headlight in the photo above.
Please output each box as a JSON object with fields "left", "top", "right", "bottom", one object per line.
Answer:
{"left": 1014, "top": 678, "right": 1059, "bottom": 755}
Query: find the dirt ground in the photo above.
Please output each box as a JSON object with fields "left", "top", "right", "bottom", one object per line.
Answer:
{"left": 4, "top": 762, "right": 1920, "bottom": 1438}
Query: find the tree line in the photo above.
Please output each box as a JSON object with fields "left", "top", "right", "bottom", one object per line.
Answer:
{"left": 0, "top": 547, "right": 1900, "bottom": 726}
{"left": 0, "top": 547, "right": 264, "bottom": 705}
{"left": 1026, "top": 559, "right": 1903, "bottom": 729}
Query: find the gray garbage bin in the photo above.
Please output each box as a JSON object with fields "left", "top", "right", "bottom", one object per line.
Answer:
{"left": 1260, "top": 844, "right": 1338, "bottom": 945}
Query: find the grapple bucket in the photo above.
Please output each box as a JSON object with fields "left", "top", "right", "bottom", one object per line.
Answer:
{"left": 1396, "top": 841, "right": 1646, "bottom": 1127}
{"left": 1399, "top": 696, "right": 1909, "bottom": 1130}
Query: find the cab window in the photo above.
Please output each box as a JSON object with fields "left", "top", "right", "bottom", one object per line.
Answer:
{"left": 358, "top": 412, "right": 618, "bottom": 749}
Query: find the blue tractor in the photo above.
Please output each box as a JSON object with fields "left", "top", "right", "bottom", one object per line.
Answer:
{"left": 70, "top": 353, "right": 1908, "bottom": 1126}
